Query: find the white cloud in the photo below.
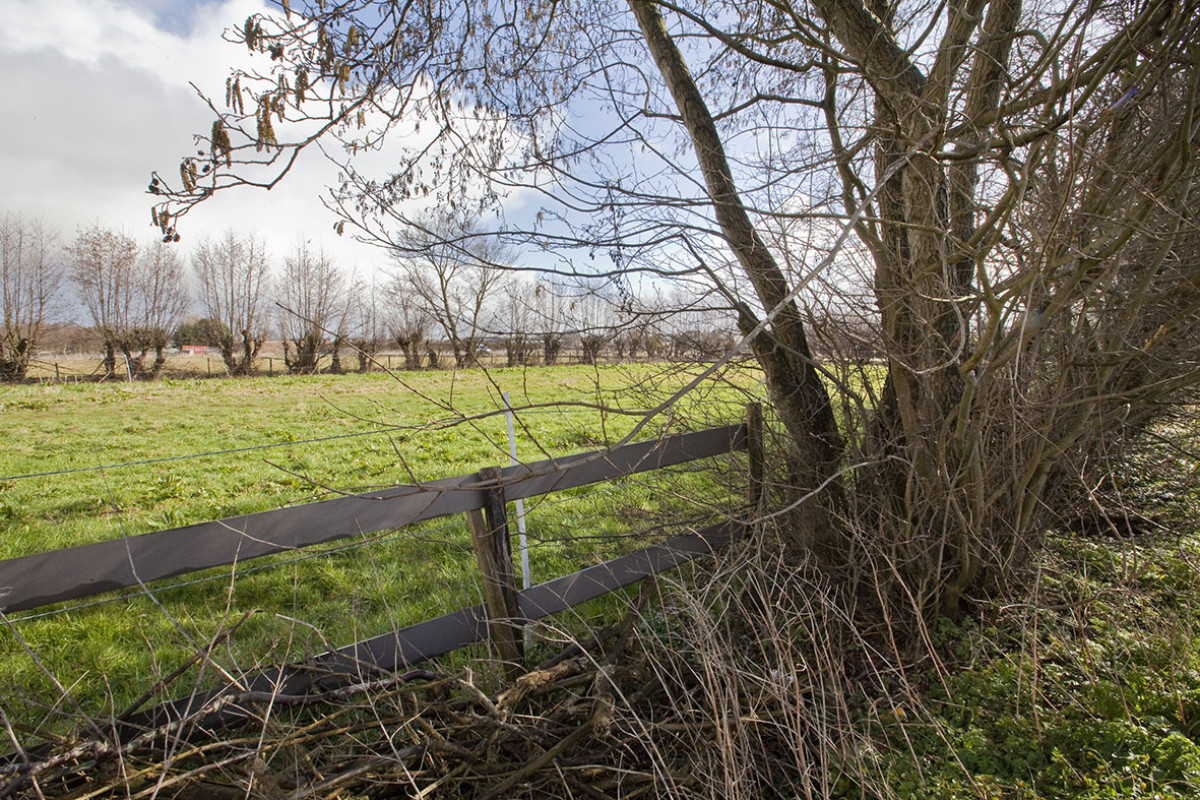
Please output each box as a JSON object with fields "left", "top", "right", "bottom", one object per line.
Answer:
{"left": 1, "top": 0, "right": 263, "bottom": 91}
{"left": 0, "top": 0, "right": 394, "bottom": 282}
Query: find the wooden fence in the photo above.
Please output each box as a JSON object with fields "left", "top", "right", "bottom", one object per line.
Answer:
{"left": 0, "top": 408, "right": 762, "bottom": 734}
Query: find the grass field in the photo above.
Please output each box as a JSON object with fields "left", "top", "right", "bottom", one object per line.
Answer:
{"left": 0, "top": 364, "right": 759, "bottom": 729}
{"left": 8, "top": 366, "right": 1200, "bottom": 798}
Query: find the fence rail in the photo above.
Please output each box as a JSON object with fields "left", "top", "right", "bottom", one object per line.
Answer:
{"left": 0, "top": 424, "right": 746, "bottom": 614}
{"left": 127, "top": 520, "right": 742, "bottom": 735}
{"left": 0, "top": 409, "right": 762, "bottom": 739}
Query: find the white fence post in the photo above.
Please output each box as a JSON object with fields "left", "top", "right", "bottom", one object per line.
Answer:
{"left": 504, "top": 392, "right": 532, "bottom": 648}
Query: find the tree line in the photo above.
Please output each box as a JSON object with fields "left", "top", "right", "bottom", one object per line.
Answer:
{"left": 1, "top": 213, "right": 741, "bottom": 382}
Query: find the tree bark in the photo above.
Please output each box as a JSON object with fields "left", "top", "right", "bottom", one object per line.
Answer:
{"left": 628, "top": 0, "right": 845, "bottom": 554}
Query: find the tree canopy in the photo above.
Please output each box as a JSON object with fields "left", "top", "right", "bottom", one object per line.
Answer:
{"left": 156, "top": 0, "right": 1200, "bottom": 619}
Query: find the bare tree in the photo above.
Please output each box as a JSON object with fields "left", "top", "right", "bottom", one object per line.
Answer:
{"left": 649, "top": 286, "right": 738, "bottom": 362}
{"left": 133, "top": 241, "right": 189, "bottom": 378}
{"left": 278, "top": 242, "right": 346, "bottom": 375}
{"left": 565, "top": 285, "right": 617, "bottom": 366}
{"left": 613, "top": 287, "right": 689, "bottom": 363}
{"left": 393, "top": 212, "right": 505, "bottom": 369}
{"left": 498, "top": 277, "right": 538, "bottom": 367}
{"left": 69, "top": 227, "right": 186, "bottom": 380}
{"left": 69, "top": 226, "right": 135, "bottom": 379}
{"left": 534, "top": 282, "right": 568, "bottom": 366}
{"left": 192, "top": 231, "right": 271, "bottom": 376}
{"left": 346, "top": 275, "right": 388, "bottom": 372}
{"left": 0, "top": 214, "right": 60, "bottom": 381}
{"left": 386, "top": 277, "right": 431, "bottom": 371}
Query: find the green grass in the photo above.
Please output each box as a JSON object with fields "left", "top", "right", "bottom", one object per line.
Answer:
{"left": 0, "top": 364, "right": 759, "bottom": 730}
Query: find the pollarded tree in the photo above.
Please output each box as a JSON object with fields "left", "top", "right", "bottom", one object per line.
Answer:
{"left": 346, "top": 275, "right": 388, "bottom": 372}
{"left": 566, "top": 285, "right": 617, "bottom": 366}
{"left": 533, "top": 282, "right": 569, "bottom": 366}
{"left": 192, "top": 231, "right": 271, "bottom": 376}
{"left": 0, "top": 214, "right": 60, "bottom": 381}
{"left": 69, "top": 227, "right": 136, "bottom": 379}
{"left": 278, "top": 241, "right": 347, "bottom": 374}
{"left": 385, "top": 276, "right": 431, "bottom": 371}
{"left": 69, "top": 227, "right": 187, "bottom": 380}
{"left": 155, "top": 0, "right": 1200, "bottom": 621}
{"left": 132, "top": 240, "right": 190, "bottom": 378}
{"left": 392, "top": 211, "right": 505, "bottom": 369}
{"left": 498, "top": 276, "right": 538, "bottom": 367}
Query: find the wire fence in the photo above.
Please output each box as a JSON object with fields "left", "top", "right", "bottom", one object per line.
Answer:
{"left": 0, "top": 410, "right": 755, "bottom": 746}
{"left": 21, "top": 350, "right": 727, "bottom": 384}
{"left": 0, "top": 405, "right": 628, "bottom": 484}
{"left": 1, "top": 461, "right": 712, "bottom": 625}
{"left": 0, "top": 398, "right": 721, "bottom": 617}
{"left": 1, "top": 371, "right": 743, "bottom": 631}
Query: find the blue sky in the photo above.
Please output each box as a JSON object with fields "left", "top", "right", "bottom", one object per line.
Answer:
{"left": 0, "top": 0, "right": 818, "bottom": 304}
{"left": 119, "top": 0, "right": 225, "bottom": 35}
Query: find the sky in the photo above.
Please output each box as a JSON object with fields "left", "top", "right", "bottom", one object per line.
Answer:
{"left": 0, "top": 0, "right": 395, "bottom": 274}
{"left": 0, "top": 0, "right": 793, "bottom": 314}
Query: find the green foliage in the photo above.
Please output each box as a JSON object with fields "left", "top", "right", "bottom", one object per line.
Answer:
{"left": 173, "top": 317, "right": 231, "bottom": 347}
{"left": 842, "top": 535, "right": 1200, "bottom": 800}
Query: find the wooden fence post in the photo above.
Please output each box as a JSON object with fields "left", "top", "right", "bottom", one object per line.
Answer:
{"left": 746, "top": 402, "right": 766, "bottom": 519}
{"left": 466, "top": 466, "right": 524, "bottom": 678}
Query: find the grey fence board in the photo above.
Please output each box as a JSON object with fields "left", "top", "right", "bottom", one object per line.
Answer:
{"left": 499, "top": 424, "right": 747, "bottom": 502}
{"left": 0, "top": 425, "right": 745, "bottom": 613}
{"left": 305, "top": 520, "right": 740, "bottom": 684}
{"left": 123, "top": 520, "right": 741, "bottom": 738}
{"left": 518, "top": 520, "right": 740, "bottom": 618}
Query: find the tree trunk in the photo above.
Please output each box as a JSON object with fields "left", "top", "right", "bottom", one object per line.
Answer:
{"left": 405, "top": 340, "right": 423, "bottom": 370}
{"left": 285, "top": 337, "right": 322, "bottom": 375}
{"left": 580, "top": 335, "right": 605, "bottom": 365}
{"left": 542, "top": 333, "right": 561, "bottom": 366}
{"left": 220, "top": 339, "right": 238, "bottom": 375}
{"left": 102, "top": 341, "right": 117, "bottom": 380}
{"left": 146, "top": 343, "right": 167, "bottom": 379}
{"left": 330, "top": 338, "right": 344, "bottom": 374}
{"left": 808, "top": 0, "right": 1025, "bottom": 616}
{"left": 628, "top": 0, "right": 845, "bottom": 555}
{"left": 0, "top": 336, "right": 32, "bottom": 382}
{"left": 222, "top": 330, "right": 260, "bottom": 376}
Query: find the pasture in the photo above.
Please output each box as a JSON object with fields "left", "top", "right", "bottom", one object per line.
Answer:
{"left": 0, "top": 364, "right": 757, "bottom": 726}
